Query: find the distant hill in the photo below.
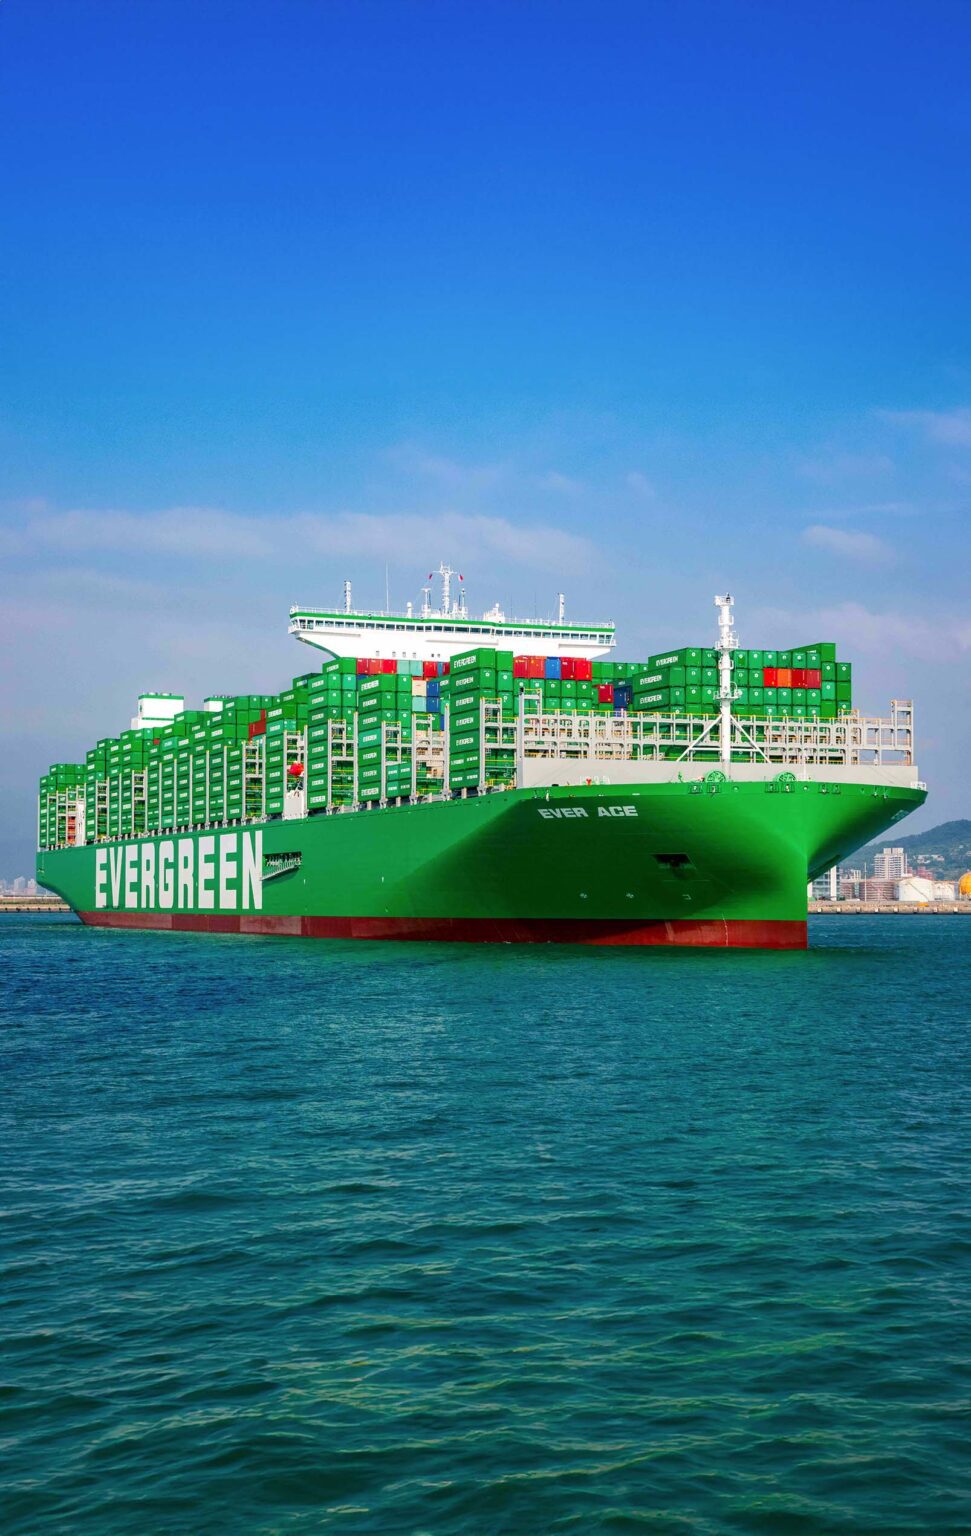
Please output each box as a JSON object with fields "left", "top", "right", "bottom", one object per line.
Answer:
{"left": 851, "top": 820, "right": 971, "bottom": 880}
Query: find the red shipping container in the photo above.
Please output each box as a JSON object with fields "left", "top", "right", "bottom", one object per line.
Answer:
{"left": 805, "top": 668, "right": 821, "bottom": 688}
{"left": 526, "top": 656, "right": 545, "bottom": 678}
{"left": 356, "top": 658, "right": 369, "bottom": 674}
{"left": 790, "top": 668, "right": 805, "bottom": 688}
{"left": 381, "top": 659, "right": 397, "bottom": 674}
{"left": 560, "top": 657, "right": 576, "bottom": 680}
{"left": 574, "top": 658, "right": 593, "bottom": 681}
{"left": 513, "top": 657, "right": 529, "bottom": 678}
{"left": 598, "top": 683, "right": 614, "bottom": 704}
{"left": 248, "top": 719, "right": 265, "bottom": 739}
{"left": 442, "top": 661, "right": 450, "bottom": 674}
{"left": 763, "top": 667, "right": 778, "bottom": 686}
{"left": 423, "top": 660, "right": 438, "bottom": 679}
{"left": 367, "top": 658, "right": 382, "bottom": 674}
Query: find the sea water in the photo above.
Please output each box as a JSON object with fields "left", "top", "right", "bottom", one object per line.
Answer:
{"left": 2, "top": 915, "right": 969, "bottom": 1535}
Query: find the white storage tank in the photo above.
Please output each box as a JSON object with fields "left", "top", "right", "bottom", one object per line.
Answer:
{"left": 896, "top": 876, "right": 936, "bottom": 903}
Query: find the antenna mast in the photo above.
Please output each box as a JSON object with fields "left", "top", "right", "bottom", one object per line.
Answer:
{"left": 343, "top": 579, "right": 352, "bottom": 614}
{"left": 438, "top": 562, "right": 454, "bottom": 616}
{"left": 714, "top": 593, "right": 738, "bottom": 767}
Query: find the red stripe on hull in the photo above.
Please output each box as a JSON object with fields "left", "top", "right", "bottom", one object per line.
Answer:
{"left": 79, "top": 911, "right": 807, "bottom": 949}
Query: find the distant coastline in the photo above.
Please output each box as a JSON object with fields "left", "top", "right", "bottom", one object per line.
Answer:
{"left": 810, "top": 901, "right": 970, "bottom": 916}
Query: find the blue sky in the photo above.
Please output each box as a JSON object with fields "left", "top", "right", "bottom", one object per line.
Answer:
{"left": 2, "top": 0, "right": 970, "bottom": 871}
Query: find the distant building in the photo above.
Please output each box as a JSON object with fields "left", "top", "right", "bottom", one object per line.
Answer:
{"left": 810, "top": 869, "right": 839, "bottom": 900}
{"left": 874, "top": 846, "right": 910, "bottom": 881}
{"left": 840, "top": 868, "right": 864, "bottom": 899}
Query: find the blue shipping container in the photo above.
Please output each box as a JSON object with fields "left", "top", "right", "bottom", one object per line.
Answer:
{"left": 544, "top": 657, "right": 561, "bottom": 680}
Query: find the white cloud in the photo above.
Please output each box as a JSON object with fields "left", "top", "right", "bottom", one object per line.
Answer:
{"left": 0, "top": 573, "right": 287, "bottom": 732}
{"left": 796, "top": 452, "right": 895, "bottom": 485}
{"left": 12, "top": 504, "right": 595, "bottom": 577}
{"left": 881, "top": 407, "right": 971, "bottom": 448}
{"left": 385, "top": 445, "right": 507, "bottom": 493}
{"left": 753, "top": 600, "right": 971, "bottom": 662}
{"left": 0, "top": 502, "right": 599, "bottom": 753}
{"left": 802, "top": 501, "right": 914, "bottom": 521}
{"left": 534, "top": 471, "right": 585, "bottom": 495}
{"left": 625, "top": 471, "right": 656, "bottom": 499}
{"left": 27, "top": 506, "right": 272, "bottom": 559}
{"left": 292, "top": 510, "right": 594, "bottom": 574}
{"left": 802, "top": 524, "right": 894, "bottom": 564}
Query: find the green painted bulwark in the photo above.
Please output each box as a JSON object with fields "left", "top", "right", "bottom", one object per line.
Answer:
{"left": 37, "top": 780, "right": 926, "bottom": 949}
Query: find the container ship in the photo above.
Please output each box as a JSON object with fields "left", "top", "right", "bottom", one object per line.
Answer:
{"left": 36, "top": 566, "right": 926, "bottom": 949}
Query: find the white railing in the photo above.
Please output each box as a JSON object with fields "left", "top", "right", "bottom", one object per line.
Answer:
{"left": 288, "top": 608, "right": 615, "bottom": 631}
{"left": 515, "top": 696, "right": 916, "bottom": 770}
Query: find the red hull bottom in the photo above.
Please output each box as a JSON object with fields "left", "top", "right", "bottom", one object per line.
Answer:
{"left": 79, "top": 912, "right": 808, "bottom": 949}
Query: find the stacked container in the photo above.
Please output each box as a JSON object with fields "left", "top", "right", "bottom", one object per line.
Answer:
{"left": 37, "top": 633, "right": 861, "bottom": 851}
{"left": 306, "top": 659, "right": 359, "bottom": 810}
{"left": 356, "top": 666, "right": 414, "bottom": 801}
{"left": 445, "top": 647, "right": 515, "bottom": 790}
{"left": 620, "top": 641, "right": 853, "bottom": 720}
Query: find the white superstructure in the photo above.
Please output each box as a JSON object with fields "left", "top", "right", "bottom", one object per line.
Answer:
{"left": 131, "top": 692, "right": 185, "bottom": 731}
{"left": 290, "top": 563, "right": 616, "bottom": 664}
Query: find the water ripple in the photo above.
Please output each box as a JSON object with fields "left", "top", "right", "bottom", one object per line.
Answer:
{"left": 1, "top": 914, "right": 970, "bottom": 1534}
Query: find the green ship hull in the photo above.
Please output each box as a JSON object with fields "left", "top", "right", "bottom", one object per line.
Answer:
{"left": 37, "top": 778, "right": 926, "bottom": 949}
